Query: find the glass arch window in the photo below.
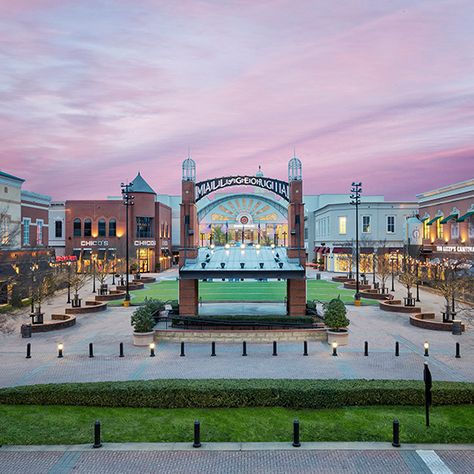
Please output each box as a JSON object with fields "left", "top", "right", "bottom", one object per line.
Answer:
{"left": 109, "top": 219, "right": 117, "bottom": 237}
{"left": 98, "top": 219, "right": 106, "bottom": 237}
{"left": 84, "top": 219, "right": 92, "bottom": 237}
{"left": 73, "top": 218, "right": 81, "bottom": 237}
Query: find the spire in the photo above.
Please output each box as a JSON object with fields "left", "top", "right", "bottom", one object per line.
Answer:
{"left": 130, "top": 172, "right": 156, "bottom": 194}
{"left": 256, "top": 165, "right": 264, "bottom": 177}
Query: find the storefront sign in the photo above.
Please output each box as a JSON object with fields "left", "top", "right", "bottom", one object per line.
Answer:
{"left": 195, "top": 176, "right": 289, "bottom": 202}
{"left": 55, "top": 255, "right": 77, "bottom": 262}
{"left": 80, "top": 240, "right": 109, "bottom": 247}
{"left": 162, "top": 240, "right": 169, "bottom": 248}
{"left": 436, "top": 245, "right": 474, "bottom": 253}
{"left": 134, "top": 240, "right": 156, "bottom": 247}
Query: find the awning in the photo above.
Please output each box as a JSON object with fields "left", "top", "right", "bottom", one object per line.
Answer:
{"left": 332, "top": 247, "right": 352, "bottom": 254}
{"left": 314, "top": 246, "right": 321, "bottom": 253}
{"left": 426, "top": 215, "right": 442, "bottom": 225}
{"left": 420, "top": 247, "right": 433, "bottom": 253}
{"left": 360, "top": 247, "right": 374, "bottom": 254}
{"left": 322, "top": 247, "right": 331, "bottom": 254}
{"left": 420, "top": 216, "right": 430, "bottom": 222}
{"left": 457, "top": 210, "right": 474, "bottom": 222}
{"left": 440, "top": 213, "right": 458, "bottom": 224}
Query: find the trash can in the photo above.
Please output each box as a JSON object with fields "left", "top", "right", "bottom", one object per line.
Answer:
{"left": 21, "top": 324, "right": 32, "bottom": 338}
{"left": 452, "top": 320, "right": 462, "bottom": 336}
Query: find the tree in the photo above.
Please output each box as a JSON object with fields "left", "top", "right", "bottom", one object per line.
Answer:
{"left": 96, "top": 258, "right": 113, "bottom": 292}
{"left": 324, "top": 297, "right": 350, "bottom": 331}
{"left": 70, "top": 265, "right": 89, "bottom": 302}
{"left": 211, "top": 226, "right": 227, "bottom": 245}
{"left": 399, "top": 263, "right": 418, "bottom": 299}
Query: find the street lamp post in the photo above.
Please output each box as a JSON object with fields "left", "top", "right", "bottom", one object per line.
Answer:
{"left": 282, "top": 231, "right": 287, "bottom": 247}
{"left": 390, "top": 254, "right": 396, "bottom": 292}
{"left": 67, "top": 262, "right": 71, "bottom": 304}
{"left": 372, "top": 252, "right": 376, "bottom": 287}
{"left": 350, "top": 182, "right": 362, "bottom": 302}
{"left": 112, "top": 260, "right": 116, "bottom": 286}
{"left": 415, "top": 261, "right": 420, "bottom": 302}
{"left": 200, "top": 232, "right": 204, "bottom": 247}
{"left": 92, "top": 255, "right": 96, "bottom": 293}
{"left": 121, "top": 182, "right": 134, "bottom": 305}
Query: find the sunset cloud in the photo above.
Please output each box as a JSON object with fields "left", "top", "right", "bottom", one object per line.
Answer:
{"left": 0, "top": 0, "right": 473, "bottom": 199}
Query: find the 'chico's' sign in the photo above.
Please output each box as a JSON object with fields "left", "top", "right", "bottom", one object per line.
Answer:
{"left": 134, "top": 240, "right": 156, "bottom": 247}
{"left": 195, "top": 176, "right": 289, "bottom": 202}
{"left": 81, "top": 240, "right": 109, "bottom": 247}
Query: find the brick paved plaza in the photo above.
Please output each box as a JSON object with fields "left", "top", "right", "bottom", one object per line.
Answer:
{"left": 1, "top": 444, "right": 473, "bottom": 474}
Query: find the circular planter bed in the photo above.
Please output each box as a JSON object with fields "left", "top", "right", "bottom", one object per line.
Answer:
{"left": 116, "top": 282, "right": 145, "bottom": 291}
{"left": 95, "top": 290, "right": 126, "bottom": 302}
{"left": 29, "top": 314, "right": 76, "bottom": 333}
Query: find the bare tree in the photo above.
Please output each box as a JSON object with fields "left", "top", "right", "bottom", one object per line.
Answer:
{"left": 96, "top": 257, "right": 113, "bottom": 294}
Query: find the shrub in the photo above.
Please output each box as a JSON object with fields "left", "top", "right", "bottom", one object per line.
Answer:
{"left": 0, "top": 380, "right": 473, "bottom": 409}
{"left": 130, "top": 305, "right": 155, "bottom": 333}
{"left": 324, "top": 297, "right": 350, "bottom": 330}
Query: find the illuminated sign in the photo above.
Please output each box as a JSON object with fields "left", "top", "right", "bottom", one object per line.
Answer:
{"left": 195, "top": 176, "right": 289, "bottom": 202}
{"left": 436, "top": 245, "right": 474, "bottom": 253}
{"left": 134, "top": 240, "right": 156, "bottom": 247}
{"left": 55, "top": 255, "right": 77, "bottom": 262}
{"left": 80, "top": 240, "right": 109, "bottom": 247}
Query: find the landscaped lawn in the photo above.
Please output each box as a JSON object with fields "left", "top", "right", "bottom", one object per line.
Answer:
{"left": 109, "top": 279, "right": 378, "bottom": 306}
{"left": 0, "top": 404, "right": 473, "bottom": 445}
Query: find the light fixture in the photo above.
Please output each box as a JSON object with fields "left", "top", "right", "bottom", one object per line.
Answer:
{"left": 332, "top": 341, "right": 338, "bottom": 356}
{"left": 225, "top": 243, "right": 230, "bottom": 249}
{"left": 241, "top": 243, "right": 246, "bottom": 249}
{"left": 255, "top": 244, "right": 261, "bottom": 250}
{"left": 424, "top": 341, "right": 429, "bottom": 357}
{"left": 210, "top": 244, "right": 215, "bottom": 249}
{"left": 57, "top": 343, "right": 64, "bottom": 358}
{"left": 271, "top": 243, "right": 275, "bottom": 249}
{"left": 150, "top": 342, "right": 156, "bottom": 357}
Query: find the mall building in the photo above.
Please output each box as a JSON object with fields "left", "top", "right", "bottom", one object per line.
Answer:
{"left": 417, "top": 179, "right": 474, "bottom": 261}
{"left": 51, "top": 173, "right": 173, "bottom": 273}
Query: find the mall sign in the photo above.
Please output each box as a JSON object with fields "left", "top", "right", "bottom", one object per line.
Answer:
{"left": 195, "top": 176, "right": 289, "bottom": 202}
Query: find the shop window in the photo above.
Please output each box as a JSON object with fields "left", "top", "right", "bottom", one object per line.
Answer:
{"left": 362, "top": 216, "right": 371, "bottom": 233}
{"left": 23, "top": 218, "right": 31, "bottom": 246}
{"left": 109, "top": 219, "right": 116, "bottom": 237}
{"left": 338, "top": 216, "right": 347, "bottom": 235}
{"left": 423, "top": 219, "right": 430, "bottom": 239}
{"left": 36, "top": 219, "right": 43, "bottom": 245}
{"left": 55, "top": 220, "right": 62, "bottom": 238}
{"left": 73, "top": 218, "right": 81, "bottom": 237}
{"left": 450, "top": 221, "right": 459, "bottom": 240}
{"left": 84, "top": 219, "right": 92, "bottom": 237}
{"left": 436, "top": 218, "right": 443, "bottom": 239}
{"left": 469, "top": 218, "right": 474, "bottom": 239}
{"left": 98, "top": 219, "right": 106, "bottom": 237}
{"left": 136, "top": 217, "right": 153, "bottom": 238}
{"left": 386, "top": 216, "right": 395, "bottom": 233}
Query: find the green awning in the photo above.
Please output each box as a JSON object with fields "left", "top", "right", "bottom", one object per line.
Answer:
{"left": 420, "top": 216, "right": 430, "bottom": 222}
{"left": 440, "top": 213, "right": 459, "bottom": 224}
{"left": 457, "top": 210, "right": 474, "bottom": 222}
{"left": 426, "top": 215, "right": 442, "bottom": 225}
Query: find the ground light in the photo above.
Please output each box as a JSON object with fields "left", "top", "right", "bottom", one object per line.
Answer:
{"left": 424, "top": 341, "right": 429, "bottom": 357}
{"left": 149, "top": 342, "right": 156, "bottom": 357}
{"left": 332, "top": 341, "right": 338, "bottom": 356}
{"left": 225, "top": 243, "right": 230, "bottom": 249}
{"left": 57, "top": 343, "right": 64, "bottom": 358}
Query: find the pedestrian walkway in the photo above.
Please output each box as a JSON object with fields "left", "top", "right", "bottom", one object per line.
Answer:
{"left": 1, "top": 442, "right": 472, "bottom": 473}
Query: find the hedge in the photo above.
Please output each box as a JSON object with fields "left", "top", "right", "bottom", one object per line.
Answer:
{"left": 172, "top": 315, "right": 315, "bottom": 325}
{"left": 0, "top": 379, "right": 473, "bottom": 409}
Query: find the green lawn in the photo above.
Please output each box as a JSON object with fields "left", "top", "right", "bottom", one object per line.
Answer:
{"left": 109, "top": 279, "right": 377, "bottom": 306}
{"left": 0, "top": 404, "right": 473, "bottom": 445}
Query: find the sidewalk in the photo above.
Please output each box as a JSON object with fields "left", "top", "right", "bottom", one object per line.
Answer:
{"left": 1, "top": 442, "right": 472, "bottom": 473}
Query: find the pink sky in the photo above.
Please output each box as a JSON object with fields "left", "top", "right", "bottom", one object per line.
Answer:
{"left": 0, "top": 0, "right": 473, "bottom": 200}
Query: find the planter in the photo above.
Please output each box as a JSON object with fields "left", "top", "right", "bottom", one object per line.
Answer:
{"left": 133, "top": 331, "right": 155, "bottom": 346}
{"left": 327, "top": 329, "right": 349, "bottom": 346}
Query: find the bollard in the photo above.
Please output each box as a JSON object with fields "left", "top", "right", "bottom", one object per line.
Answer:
{"left": 332, "top": 342, "right": 338, "bottom": 357}
{"left": 89, "top": 343, "right": 94, "bottom": 358}
{"left": 193, "top": 420, "right": 201, "bottom": 448}
{"left": 242, "top": 341, "right": 247, "bottom": 357}
{"left": 211, "top": 341, "right": 216, "bottom": 357}
{"left": 93, "top": 420, "right": 102, "bottom": 448}
{"left": 57, "top": 343, "right": 64, "bottom": 359}
{"left": 392, "top": 419, "right": 400, "bottom": 447}
{"left": 150, "top": 342, "right": 155, "bottom": 357}
{"left": 395, "top": 341, "right": 399, "bottom": 357}
{"left": 455, "top": 342, "right": 461, "bottom": 359}
{"left": 303, "top": 341, "right": 308, "bottom": 356}
{"left": 119, "top": 342, "right": 124, "bottom": 358}
{"left": 424, "top": 341, "right": 429, "bottom": 357}
{"left": 180, "top": 341, "right": 185, "bottom": 357}
{"left": 26, "top": 343, "right": 31, "bottom": 359}
{"left": 292, "top": 419, "right": 301, "bottom": 447}
{"left": 364, "top": 341, "right": 368, "bottom": 357}
{"left": 272, "top": 341, "right": 278, "bottom": 356}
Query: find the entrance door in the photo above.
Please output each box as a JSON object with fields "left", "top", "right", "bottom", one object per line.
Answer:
{"left": 137, "top": 248, "right": 153, "bottom": 273}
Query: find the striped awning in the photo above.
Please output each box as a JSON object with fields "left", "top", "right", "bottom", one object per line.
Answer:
{"left": 440, "top": 213, "right": 458, "bottom": 224}
{"left": 426, "top": 215, "right": 442, "bottom": 225}
{"left": 457, "top": 210, "right": 474, "bottom": 222}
